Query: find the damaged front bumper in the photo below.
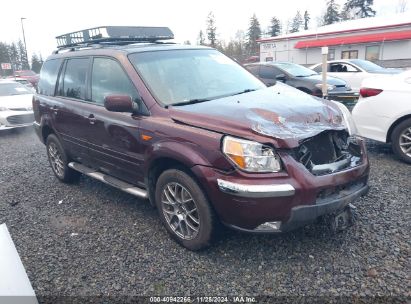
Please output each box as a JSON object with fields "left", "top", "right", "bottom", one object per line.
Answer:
{"left": 191, "top": 135, "right": 370, "bottom": 233}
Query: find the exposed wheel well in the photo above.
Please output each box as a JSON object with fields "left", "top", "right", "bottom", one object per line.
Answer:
{"left": 386, "top": 114, "right": 411, "bottom": 143}
{"left": 147, "top": 158, "right": 194, "bottom": 206}
{"left": 42, "top": 125, "right": 54, "bottom": 143}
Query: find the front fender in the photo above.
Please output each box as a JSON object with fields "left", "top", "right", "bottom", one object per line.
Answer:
{"left": 143, "top": 139, "right": 231, "bottom": 175}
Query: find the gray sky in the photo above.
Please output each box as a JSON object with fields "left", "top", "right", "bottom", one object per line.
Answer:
{"left": 0, "top": 0, "right": 406, "bottom": 60}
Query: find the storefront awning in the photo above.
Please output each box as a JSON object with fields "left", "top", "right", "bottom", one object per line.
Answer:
{"left": 294, "top": 30, "right": 411, "bottom": 49}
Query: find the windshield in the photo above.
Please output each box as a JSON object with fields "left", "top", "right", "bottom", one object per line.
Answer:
{"left": 15, "top": 70, "right": 36, "bottom": 76}
{"left": 0, "top": 83, "right": 32, "bottom": 96}
{"left": 273, "top": 62, "right": 317, "bottom": 77}
{"left": 350, "top": 59, "right": 384, "bottom": 72}
{"left": 129, "top": 49, "right": 265, "bottom": 106}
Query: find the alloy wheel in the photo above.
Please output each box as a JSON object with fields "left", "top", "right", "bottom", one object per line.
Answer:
{"left": 48, "top": 142, "right": 64, "bottom": 177}
{"left": 399, "top": 127, "right": 411, "bottom": 157}
{"left": 161, "top": 182, "right": 200, "bottom": 240}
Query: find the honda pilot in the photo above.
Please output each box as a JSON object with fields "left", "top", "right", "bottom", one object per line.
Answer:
{"left": 33, "top": 26, "right": 370, "bottom": 250}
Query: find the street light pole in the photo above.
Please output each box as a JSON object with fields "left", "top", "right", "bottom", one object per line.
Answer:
{"left": 20, "top": 17, "right": 29, "bottom": 69}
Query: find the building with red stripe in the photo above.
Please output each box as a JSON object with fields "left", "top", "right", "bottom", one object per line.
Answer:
{"left": 257, "top": 13, "right": 411, "bottom": 68}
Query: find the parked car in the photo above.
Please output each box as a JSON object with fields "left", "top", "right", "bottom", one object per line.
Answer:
{"left": 9, "top": 70, "right": 39, "bottom": 88}
{"left": 310, "top": 59, "right": 402, "bottom": 91}
{"left": 352, "top": 70, "right": 411, "bottom": 163}
{"left": 0, "top": 80, "right": 34, "bottom": 130}
{"left": 8, "top": 77, "right": 35, "bottom": 92}
{"left": 34, "top": 26, "right": 370, "bottom": 250}
{"left": 244, "top": 62, "right": 358, "bottom": 104}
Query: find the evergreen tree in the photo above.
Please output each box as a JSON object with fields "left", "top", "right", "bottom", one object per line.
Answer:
{"left": 290, "top": 11, "right": 303, "bottom": 33}
{"left": 323, "top": 0, "right": 341, "bottom": 25}
{"left": 206, "top": 12, "right": 217, "bottom": 47}
{"left": 8, "top": 43, "right": 19, "bottom": 70}
{"left": 268, "top": 17, "right": 282, "bottom": 37}
{"left": 31, "top": 53, "right": 43, "bottom": 73}
{"left": 17, "top": 40, "right": 29, "bottom": 70}
{"left": 342, "top": 0, "right": 376, "bottom": 20}
{"left": 246, "top": 14, "right": 262, "bottom": 56}
{"left": 304, "top": 11, "right": 310, "bottom": 30}
{"left": 198, "top": 30, "right": 206, "bottom": 45}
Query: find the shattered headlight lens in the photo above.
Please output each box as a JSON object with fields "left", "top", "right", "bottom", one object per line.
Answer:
{"left": 222, "top": 136, "right": 281, "bottom": 172}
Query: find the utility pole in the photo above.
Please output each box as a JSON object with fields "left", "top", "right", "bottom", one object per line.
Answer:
{"left": 20, "top": 17, "right": 29, "bottom": 69}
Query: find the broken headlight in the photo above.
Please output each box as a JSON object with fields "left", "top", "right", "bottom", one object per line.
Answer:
{"left": 222, "top": 136, "right": 281, "bottom": 173}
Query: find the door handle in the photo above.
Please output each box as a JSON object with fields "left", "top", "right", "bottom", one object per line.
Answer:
{"left": 88, "top": 114, "right": 96, "bottom": 125}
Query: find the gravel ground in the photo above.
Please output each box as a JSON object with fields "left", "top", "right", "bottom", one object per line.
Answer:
{"left": 0, "top": 128, "right": 409, "bottom": 303}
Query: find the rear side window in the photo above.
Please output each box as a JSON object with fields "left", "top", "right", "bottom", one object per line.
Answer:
{"left": 38, "top": 59, "right": 62, "bottom": 96}
{"left": 259, "top": 66, "right": 276, "bottom": 79}
{"left": 91, "top": 57, "right": 140, "bottom": 105}
{"left": 245, "top": 65, "right": 259, "bottom": 76}
{"left": 58, "top": 58, "right": 89, "bottom": 100}
{"left": 313, "top": 65, "right": 322, "bottom": 73}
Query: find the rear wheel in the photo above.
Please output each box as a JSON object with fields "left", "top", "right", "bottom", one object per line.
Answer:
{"left": 46, "top": 134, "right": 81, "bottom": 183}
{"left": 391, "top": 118, "right": 411, "bottom": 164}
{"left": 155, "top": 169, "right": 218, "bottom": 250}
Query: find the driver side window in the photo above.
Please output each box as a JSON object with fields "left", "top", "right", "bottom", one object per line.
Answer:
{"left": 330, "top": 63, "right": 358, "bottom": 73}
{"left": 91, "top": 57, "right": 140, "bottom": 105}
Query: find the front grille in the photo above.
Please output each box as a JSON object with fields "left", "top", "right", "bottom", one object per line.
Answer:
{"left": 6, "top": 114, "right": 35, "bottom": 125}
{"left": 293, "top": 130, "right": 362, "bottom": 176}
{"left": 316, "top": 176, "right": 368, "bottom": 204}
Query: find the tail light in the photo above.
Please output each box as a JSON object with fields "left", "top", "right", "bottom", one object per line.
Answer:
{"left": 360, "top": 87, "right": 383, "bottom": 98}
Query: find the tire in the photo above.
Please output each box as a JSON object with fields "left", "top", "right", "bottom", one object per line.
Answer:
{"left": 155, "top": 169, "right": 218, "bottom": 251}
{"left": 391, "top": 118, "right": 411, "bottom": 164}
{"left": 46, "top": 134, "right": 81, "bottom": 183}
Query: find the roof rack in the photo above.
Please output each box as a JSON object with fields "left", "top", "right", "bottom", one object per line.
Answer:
{"left": 55, "top": 26, "right": 174, "bottom": 49}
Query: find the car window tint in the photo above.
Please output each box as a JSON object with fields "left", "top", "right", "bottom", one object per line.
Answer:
{"left": 259, "top": 66, "right": 276, "bottom": 79}
{"left": 330, "top": 63, "right": 357, "bottom": 73}
{"left": 38, "top": 59, "right": 62, "bottom": 96}
{"left": 59, "top": 58, "right": 88, "bottom": 100}
{"left": 313, "top": 65, "right": 322, "bottom": 73}
{"left": 91, "top": 58, "right": 139, "bottom": 105}
{"left": 245, "top": 65, "right": 259, "bottom": 76}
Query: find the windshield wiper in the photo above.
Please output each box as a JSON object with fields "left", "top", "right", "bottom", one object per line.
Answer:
{"left": 231, "top": 88, "right": 257, "bottom": 96}
{"left": 168, "top": 98, "right": 210, "bottom": 107}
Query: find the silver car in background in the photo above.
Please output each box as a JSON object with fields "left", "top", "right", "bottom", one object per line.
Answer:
{"left": 0, "top": 80, "right": 34, "bottom": 130}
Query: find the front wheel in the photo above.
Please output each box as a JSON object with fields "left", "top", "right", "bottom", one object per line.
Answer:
{"left": 46, "top": 134, "right": 81, "bottom": 183}
{"left": 155, "top": 169, "right": 218, "bottom": 251}
{"left": 391, "top": 118, "right": 411, "bottom": 164}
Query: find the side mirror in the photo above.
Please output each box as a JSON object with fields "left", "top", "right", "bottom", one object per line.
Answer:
{"left": 104, "top": 95, "right": 138, "bottom": 113}
{"left": 276, "top": 74, "right": 286, "bottom": 82}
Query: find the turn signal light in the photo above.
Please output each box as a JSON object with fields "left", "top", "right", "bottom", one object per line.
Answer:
{"left": 359, "top": 87, "right": 383, "bottom": 98}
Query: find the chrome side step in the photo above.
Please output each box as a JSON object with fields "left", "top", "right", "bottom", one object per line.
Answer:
{"left": 68, "top": 162, "right": 148, "bottom": 199}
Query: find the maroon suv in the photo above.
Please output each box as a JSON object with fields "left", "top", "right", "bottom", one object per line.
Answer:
{"left": 33, "top": 26, "right": 369, "bottom": 250}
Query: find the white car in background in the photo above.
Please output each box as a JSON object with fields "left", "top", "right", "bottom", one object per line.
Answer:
{"left": 352, "top": 70, "right": 411, "bottom": 163}
{"left": 310, "top": 59, "right": 402, "bottom": 91}
{"left": 0, "top": 80, "right": 34, "bottom": 130}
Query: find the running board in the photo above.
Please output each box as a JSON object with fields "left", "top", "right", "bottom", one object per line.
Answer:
{"left": 68, "top": 162, "right": 148, "bottom": 199}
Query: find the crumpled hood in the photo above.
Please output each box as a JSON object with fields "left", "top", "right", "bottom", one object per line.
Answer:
{"left": 169, "top": 83, "right": 346, "bottom": 148}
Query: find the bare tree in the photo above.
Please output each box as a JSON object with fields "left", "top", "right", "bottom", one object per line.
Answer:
{"left": 396, "top": 0, "right": 408, "bottom": 13}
